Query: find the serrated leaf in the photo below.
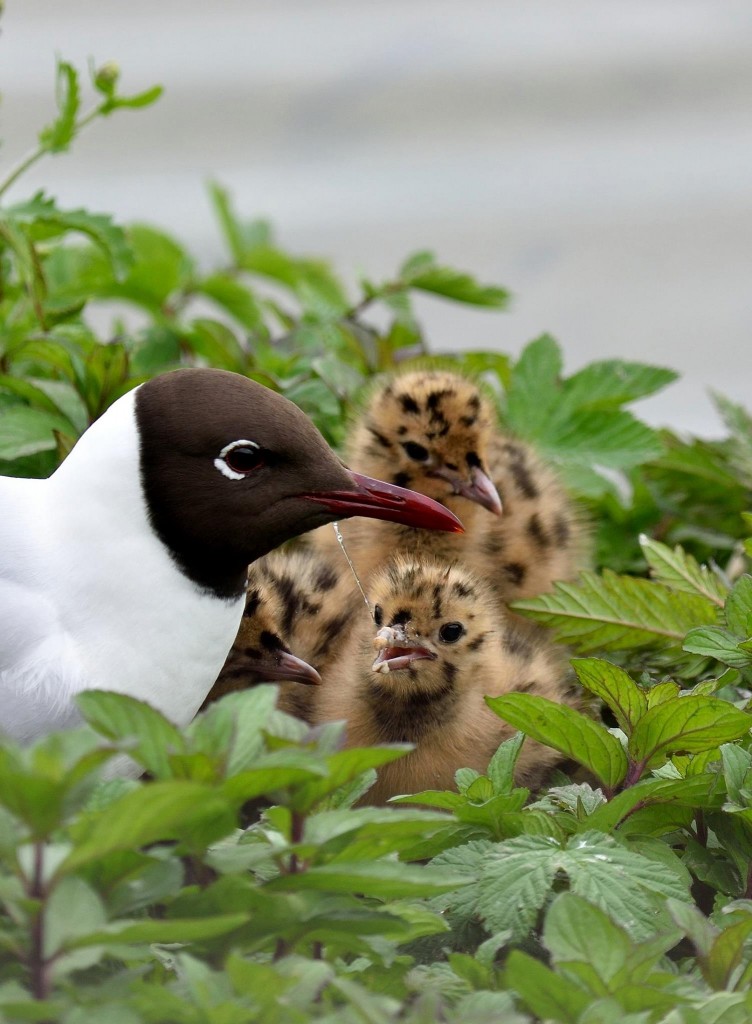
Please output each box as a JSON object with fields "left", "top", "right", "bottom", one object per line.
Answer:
{"left": 513, "top": 570, "right": 718, "bottom": 652}
{"left": 487, "top": 693, "right": 628, "bottom": 789}
{"left": 559, "top": 360, "right": 678, "bottom": 413}
{"left": 629, "top": 696, "right": 750, "bottom": 766}
{"left": 683, "top": 627, "right": 752, "bottom": 669}
{"left": 472, "top": 834, "right": 560, "bottom": 939}
{"left": 38, "top": 59, "right": 80, "bottom": 153}
{"left": 565, "top": 832, "right": 692, "bottom": 939}
{"left": 572, "top": 658, "right": 647, "bottom": 733}
{"left": 640, "top": 535, "right": 728, "bottom": 606}
{"left": 544, "top": 409, "right": 664, "bottom": 469}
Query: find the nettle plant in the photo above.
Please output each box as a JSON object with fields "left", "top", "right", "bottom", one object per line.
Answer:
{"left": 1, "top": 48, "right": 752, "bottom": 1024}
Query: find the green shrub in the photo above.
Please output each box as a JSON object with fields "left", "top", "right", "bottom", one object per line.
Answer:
{"left": 2, "top": 48, "right": 752, "bottom": 1024}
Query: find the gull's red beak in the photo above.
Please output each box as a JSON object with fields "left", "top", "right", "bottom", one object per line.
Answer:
{"left": 302, "top": 472, "right": 464, "bottom": 533}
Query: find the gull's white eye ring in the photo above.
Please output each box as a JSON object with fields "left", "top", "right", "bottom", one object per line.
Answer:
{"left": 215, "top": 439, "right": 263, "bottom": 480}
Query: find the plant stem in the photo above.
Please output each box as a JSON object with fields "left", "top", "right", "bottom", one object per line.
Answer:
{"left": 27, "top": 842, "right": 50, "bottom": 1003}
{"left": 0, "top": 106, "right": 103, "bottom": 199}
{"left": 623, "top": 759, "right": 648, "bottom": 788}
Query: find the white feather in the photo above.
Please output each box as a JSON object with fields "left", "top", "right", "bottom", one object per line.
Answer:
{"left": 0, "top": 390, "right": 243, "bottom": 743}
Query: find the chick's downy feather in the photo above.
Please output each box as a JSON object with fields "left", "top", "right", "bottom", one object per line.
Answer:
{"left": 314, "top": 556, "right": 579, "bottom": 804}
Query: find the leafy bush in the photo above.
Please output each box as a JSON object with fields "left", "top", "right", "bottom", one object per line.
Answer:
{"left": 2, "top": 48, "right": 752, "bottom": 1024}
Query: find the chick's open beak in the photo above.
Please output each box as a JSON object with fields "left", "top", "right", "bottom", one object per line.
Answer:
{"left": 371, "top": 625, "right": 436, "bottom": 675}
{"left": 302, "top": 472, "right": 464, "bottom": 533}
{"left": 429, "top": 464, "right": 502, "bottom": 515}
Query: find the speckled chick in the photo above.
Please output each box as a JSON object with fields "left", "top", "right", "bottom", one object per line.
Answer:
{"left": 310, "top": 369, "right": 588, "bottom": 603}
{"left": 205, "top": 548, "right": 364, "bottom": 721}
{"left": 314, "top": 556, "right": 578, "bottom": 805}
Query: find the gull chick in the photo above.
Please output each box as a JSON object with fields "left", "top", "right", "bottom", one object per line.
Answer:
{"left": 205, "top": 549, "right": 360, "bottom": 722}
{"left": 314, "top": 556, "right": 576, "bottom": 804}
{"left": 311, "top": 368, "right": 587, "bottom": 601}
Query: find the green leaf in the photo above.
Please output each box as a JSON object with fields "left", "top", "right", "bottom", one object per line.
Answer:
{"left": 404, "top": 258, "right": 510, "bottom": 308}
{"left": 266, "top": 861, "right": 469, "bottom": 899}
{"left": 513, "top": 570, "right": 718, "bottom": 653}
{"left": 505, "top": 334, "right": 562, "bottom": 436}
{"left": 188, "top": 318, "right": 246, "bottom": 372}
{"left": 62, "top": 782, "right": 234, "bottom": 871}
{"left": 504, "top": 950, "right": 591, "bottom": 1023}
{"left": 197, "top": 273, "right": 266, "bottom": 332}
{"left": 113, "top": 223, "right": 193, "bottom": 305}
{"left": 544, "top": 408, "right": 664, "bottom": 470}
{"left": 487, "top": 692, "right": 628, "bottom": 789}
{"left": 629, "top": 696, "right": 750, "bottom": 766}
{"left": 565, "top": 832, "right": 692, "bottom": 939}
{"left": 6, "top": 192, "right": 132, "bottom": 279}
{"left": 544, "top": 893, "right": 630, "bottom": 982}
{"left": 68, "top": 913, "right": 249, "bottom": 949}
{"left": 76, "top": 690, "right": 185, "bottom": 778}
{"left": 486, "top": 733, "right": 525, "bottom": 794}
{"left": 44, "top": 877, "right": 106, "bottom": 958}
{"left": 705, "top": 916, "right": 752, "bottom": 990}
{"left": 558, "top": 360, "right": 678, "bottom": 413}
{"left": 683, "top": 627, "right": 752, "bottom": 670}
{"left": 640, "top": 535, "right": 728, "bottom": 606}
{"left": 0, "top": 405, "right": 71, "bottom": 460}
{"left": 38, "top": 59, "right": 80, "bottom": 153}
{"left": 100, "top": 84, "right": 164, "bottom": 115}
{"left": 726, "top": 575, "right": 752, "bottom": 638}
{"left": 572, "top": 658, "right": 647, "bottom": 733}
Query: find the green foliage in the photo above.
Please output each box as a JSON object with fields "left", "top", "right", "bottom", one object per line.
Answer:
{"left": 3, "top": 42, "right": 752, "bottom": 1024}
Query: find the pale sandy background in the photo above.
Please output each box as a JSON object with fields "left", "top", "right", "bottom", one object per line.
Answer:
{"left": 2, "top": 1, "right": 751, "bottom": 436}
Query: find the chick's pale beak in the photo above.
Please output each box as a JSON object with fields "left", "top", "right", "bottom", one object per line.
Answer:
{"left": 371, "top": 625, "right": 436, "bottom": 674}
{"left": 264, "top": 650, "right": 322, "bottom": 686}
{"left": 302, "top": 472, "right": 464, "bottom": 533}
{"left": 430, "top": 464, "right": 502, "bottom": 516}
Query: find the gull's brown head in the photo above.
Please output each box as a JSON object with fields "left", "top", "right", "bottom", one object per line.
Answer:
{"left": 135, "top": 368, "right": 462, "bottom": 598}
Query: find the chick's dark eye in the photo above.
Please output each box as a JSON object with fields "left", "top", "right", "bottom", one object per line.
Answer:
{"left": 439, "top": 622, "right": 465, "bottom": 644}
{"left": 374, "top": 604, "right": 383, "bottom": 626}
{"left": 403, "top": 441, "right": 429, "bottom": 462}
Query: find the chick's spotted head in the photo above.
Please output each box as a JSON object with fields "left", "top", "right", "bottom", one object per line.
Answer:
{"left": 366, "top": 556, "right": 499, "bottom": 692}
{"left": 353, "top": 370, "right": 502, "bottom": 515}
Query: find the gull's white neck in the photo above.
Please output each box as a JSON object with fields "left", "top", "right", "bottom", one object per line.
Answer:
{"left": 4, "top": 389, "right": 243, "bottom": 739}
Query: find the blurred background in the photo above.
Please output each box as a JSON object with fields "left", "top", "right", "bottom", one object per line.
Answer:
{"left": 2, "top": 0, "right": 751, "bottom": 436}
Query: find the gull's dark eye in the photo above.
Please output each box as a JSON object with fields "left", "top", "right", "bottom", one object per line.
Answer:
{"left": 216, "top": 440, "right": 264, "bottom": 480}
{"left": 439, "top": 622, "right": 465, "bottom": 644}
{"left": 402, "top": 441, "right": 429, "bottom": 462}
{"left": 374, "top": 604, "right": 383, "bottom": 626}
{"left": 227, "top": 447, "right": 264, "bottom": 473}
